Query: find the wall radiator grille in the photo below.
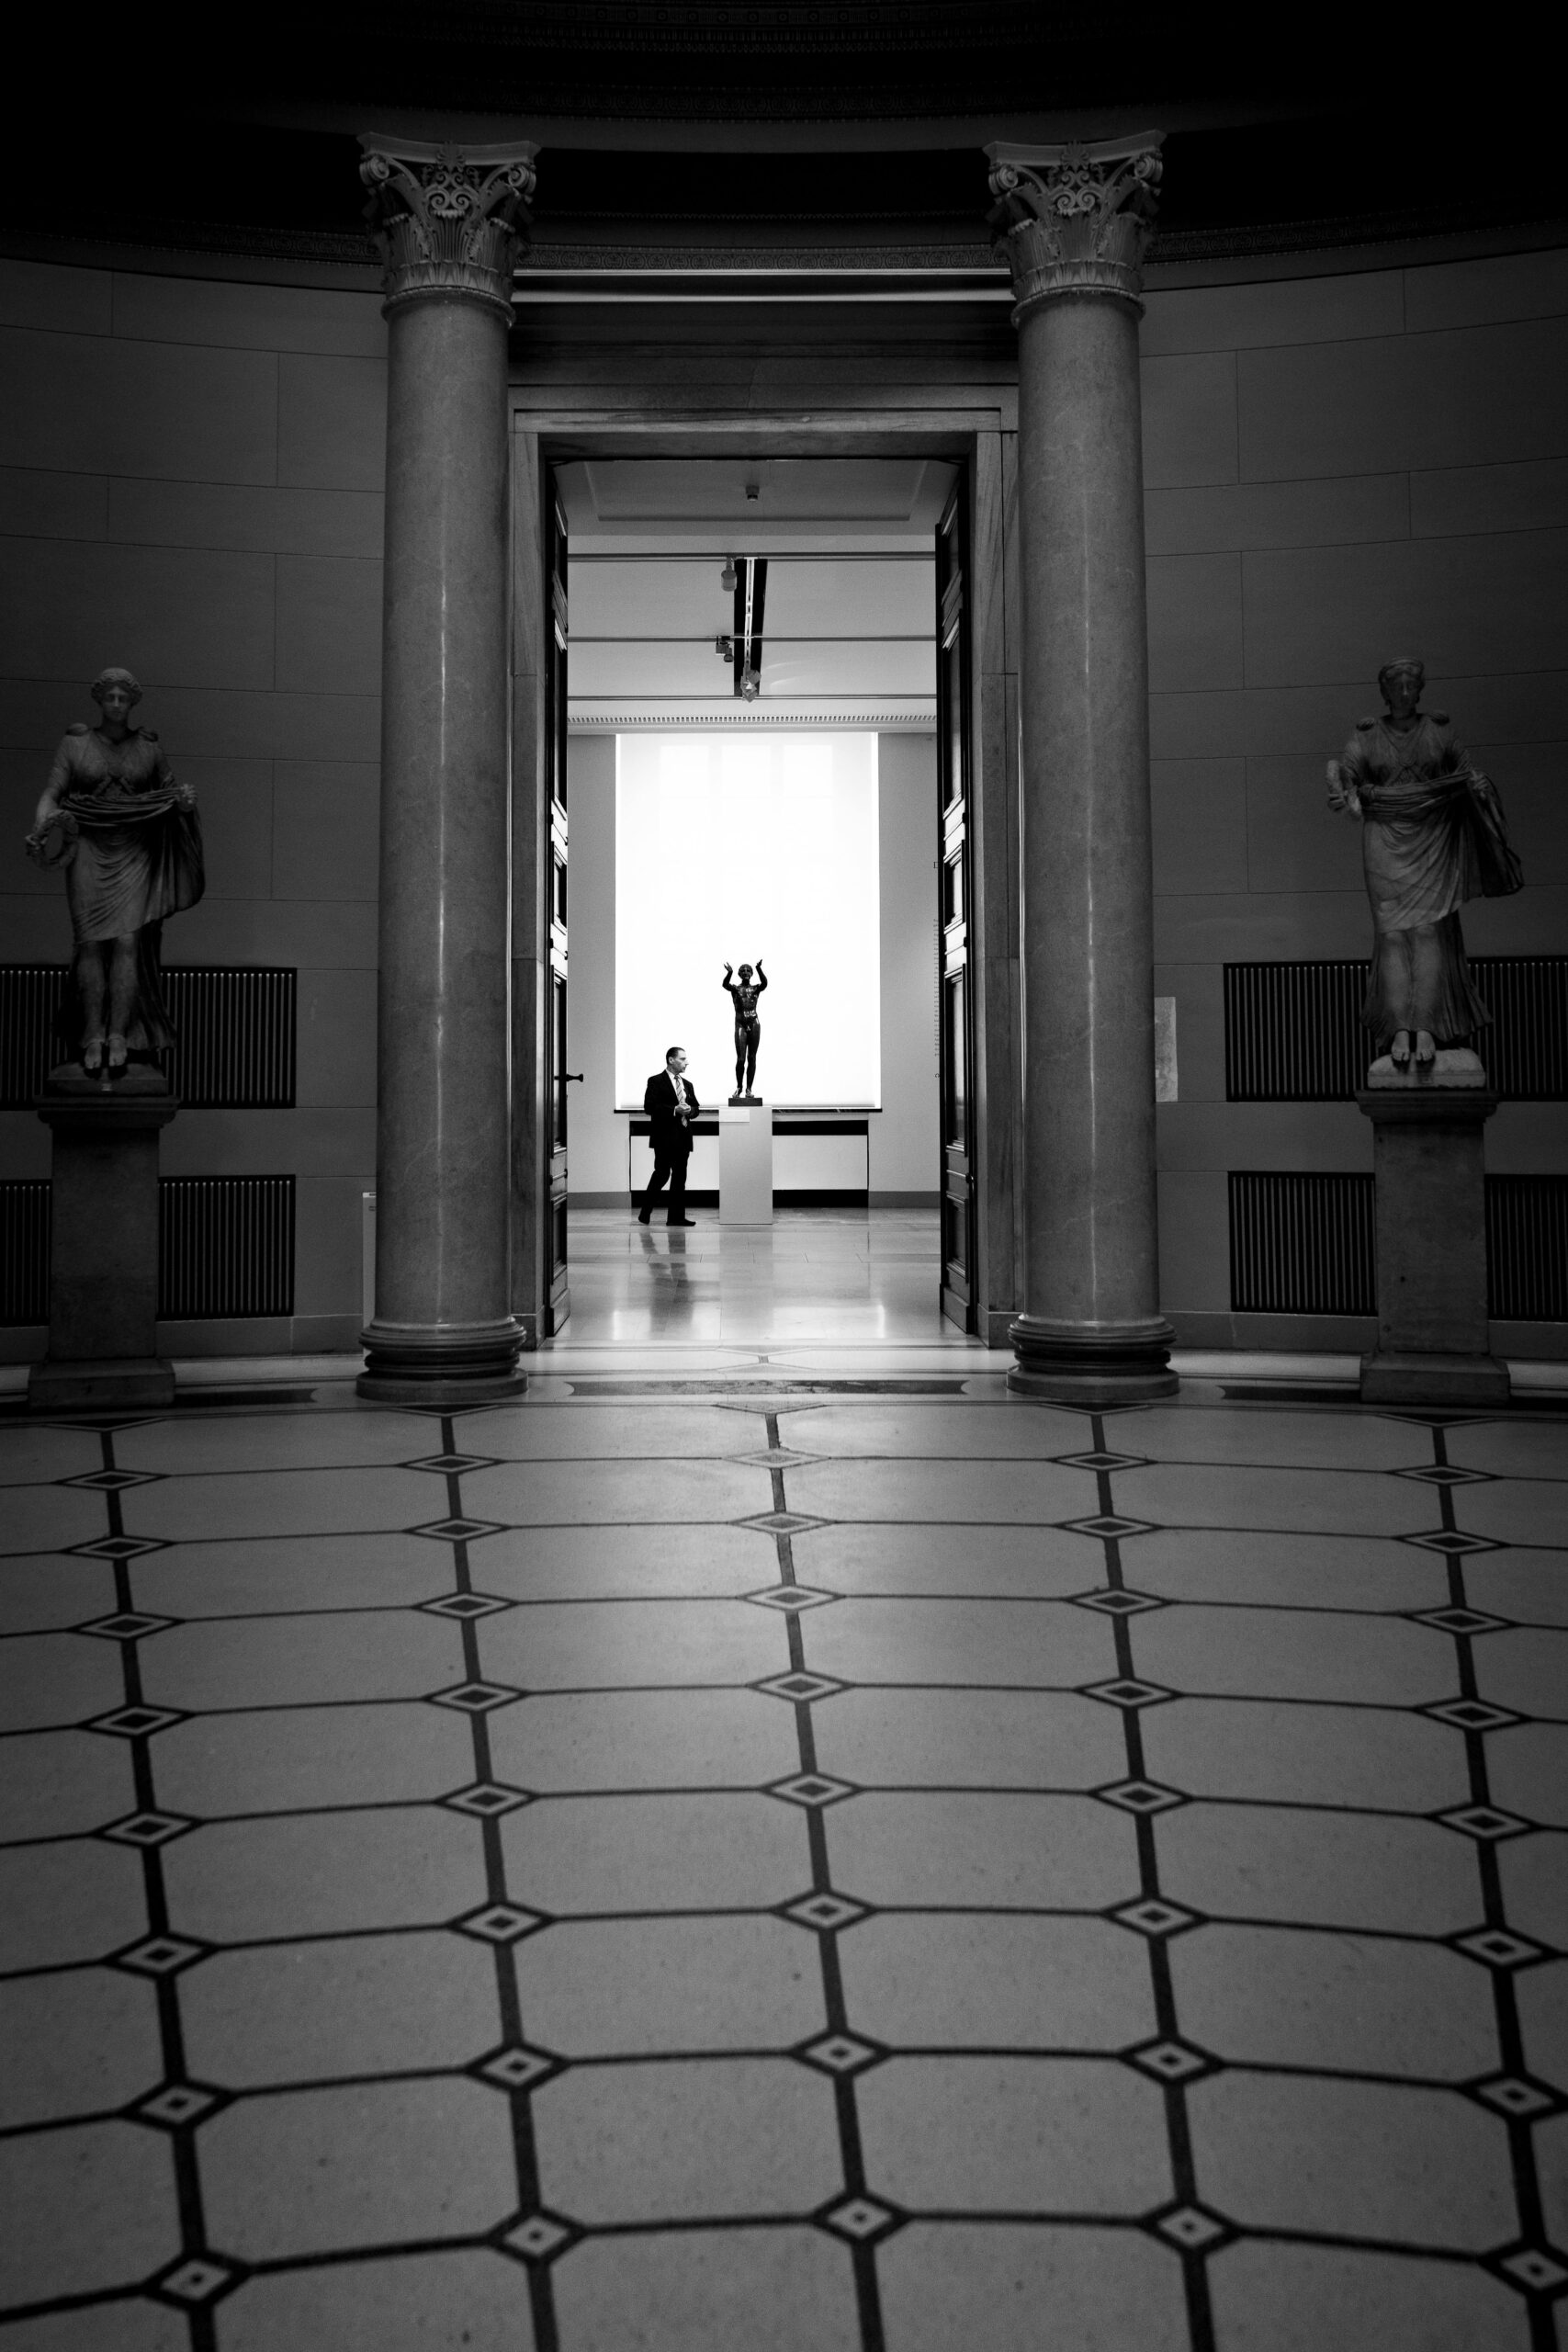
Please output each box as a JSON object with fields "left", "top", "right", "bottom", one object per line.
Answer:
{"left": 0, "top": 967, "right": 297, "bottom": 1108}
{"left": 159, "top": 1178, "right": 295, "bottom": 1320}
{"left": 1228, "top": 1172, "right": 1378, "bottom": 1316}
{"left": 0, "top": 1176, "right": 295, "bottom": 1324}
{"left": 0, "top": 1181, "right": 51, "bottom": 1326}
{"left": 1224, "top": 957, "right": 1568, "bottom": 1101}
{"left": 1486, "top": 1177, "right": 1568, "bottom": 1323}
{"left": 1229, "top": 1170, "right": 1568, "bottom": 1321}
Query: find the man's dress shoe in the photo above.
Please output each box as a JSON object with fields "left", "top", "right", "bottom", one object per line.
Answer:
{"left": 667, "top": 1216, "right": 696, "bottom": 1227}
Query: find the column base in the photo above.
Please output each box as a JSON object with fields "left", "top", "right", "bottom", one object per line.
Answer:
{"left": 357, "top": 1317, "right": 527, "bottom": 1406}
{"left": 1359, "top": 1351, "right": 1510, "bottom": 1409}
{"left": 28, "top": 1358, "right": 175, "bottom": 1412}
{"left": 1007, "top": 1315, "right": 1178, "bottom": 1404}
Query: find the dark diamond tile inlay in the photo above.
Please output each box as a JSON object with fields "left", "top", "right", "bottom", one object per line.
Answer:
{"left": 412, "top": 1517, "right": 508, "bottom": 1543}
{"left": 62, "top": 1467, "right": 162, "bottom": 1491}
{"left": 1415, "top": 1605, "right": 1512, "bottom": 1634}
{"left": 745, "top": 1584, "right": 837, "bottom": 1611}
{"left": 1453, "top": 1927, "right": 1547, "bottom": 1969}
{"left": 1112, "top": 1898, "right": 1201, "bottom": 1939}
{"left": 784, "top": 1891, "right": 868, "bottom": 1931}
{"left": 477, "top": 2045, "right": 558, "bottom": 2091}
{"left": 755, "top": 1670, "right": 845, "bottom": 1702}
{"left": 99, "top": 1809, "right": 195, "bottom": 1849}
{"left": 455, "top": 1903, "right": 547, "bottom": 1945}
{"left": 1064, "top": 1514, "right": 1156, "bottom": 1541}
{"left": 442, "top": 1781, "right": 533, "bottom": 1818}
{"left": 1098, "top": 1779, "right": 1187, "bottom": 1816}
{"left": 406, "top": 1453, "right": 498, "bottom": 1474}
{"left": 429, "top": 1681, "right": 525, "bottom": 1714}
{"left": 1404, "top": 1532, "right": 1504, "bottom": 1560}
{"left": 114, "top": 1936, "right": 208, "bottom": 1978}
{"left": 819, "top": 2196, "right": 902, "bottom": 2245}
{"left": 136, "top": 2082, "right": 224, "bottom": 2129}
{"left": 800, "top": 2032, "right": 883, "bottom": 2076}
{"left": 1422, "top": 1698, "right": 1522, "bottom": 1732}
{"left": 78, "top": 1611, "right": 175, "bottom": 1641}
{"left": 1129, "top": 2038, "right": 1213, "bottom": 2083}
{"left": 1055, "top": 1450, "right": 1149, "bottom": 1472}
{"left": 769, "top": 1773, "right": 856, "bottom": 1810}
{"left": 502, "top": 2213, "right": 574, "bottom": 2262}
{"left": 1438, "top": 1804, "right": 1532, "bottom": 1842}
{"left": 156, "top": 2256, "right": 242, "bottom": 2306}
{"left": 739, "top": 1511, "right": 830, "bottom": 1536}
{"left": 420, "top": 1590, "right": 513, "bottom": 1621}
{"left": 1495, "top": 2247, "right": 1568, "bottom": 2293}
{"left": 1470, "top": 2075, "right": 1558, "bottom": 2120}
{"left": 68, "top": 1536, "right": 167, "bottom": 1562}
{"left": 1154, "top": 2205, "right": 1230, "bottom": 2251}
{"left": 1074, "top": 1588, "right": 1164, "bottom": 1617}
{"left": 88, "top": 1704, "right": 186, "bottom": 1739}
{"left": 1083, "top": 1678, "right": 1175, "bottom": 1711}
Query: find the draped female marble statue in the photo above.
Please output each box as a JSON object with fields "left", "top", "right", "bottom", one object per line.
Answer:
{"left": 24, "top": 670, "right": 204, "bottom": 1077}
{"left": 1327, "top": 659, "right": 1521, "bottom": 1069}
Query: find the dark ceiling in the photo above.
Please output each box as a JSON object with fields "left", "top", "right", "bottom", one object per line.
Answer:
{"left": 15, "top": 4, "right": 1551, "bottom": 268}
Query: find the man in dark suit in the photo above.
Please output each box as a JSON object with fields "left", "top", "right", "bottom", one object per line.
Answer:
{"left": 638, "top": 1046, "right": 699, "bottom": 1226}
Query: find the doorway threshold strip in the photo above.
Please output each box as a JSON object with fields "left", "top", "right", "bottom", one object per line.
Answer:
{"left": 547, "top": 1375, "right": 973, "bottom": 1396}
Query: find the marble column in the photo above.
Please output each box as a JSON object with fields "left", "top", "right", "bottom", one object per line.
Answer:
{"left": 356, "top": 138, "right": 537, "bottom": 1403}
{"left": 987, "top": 135, "right": 1178, "bottom": 1402}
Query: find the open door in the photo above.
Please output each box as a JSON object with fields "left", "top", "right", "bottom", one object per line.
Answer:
{"left": 542, "top": 474, "right": 572, "bottom": 1334}
{"left": 935, "top": 480, "right": 976, "bottom": 1331}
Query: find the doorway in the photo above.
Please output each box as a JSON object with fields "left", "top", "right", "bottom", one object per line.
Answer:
{"left": 510, "top": 435, "right": 1007, "bottom": 1352}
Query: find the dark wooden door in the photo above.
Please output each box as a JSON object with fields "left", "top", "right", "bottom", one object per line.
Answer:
{"left": 543, "top": 477, "right": 571, "bottom": 1335}
{"left": 935, "top": 481, "right": 976, "bottom": 1331}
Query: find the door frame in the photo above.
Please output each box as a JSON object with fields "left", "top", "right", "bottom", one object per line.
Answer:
{"left": 508, "top": 407, "right": 1021, "bottom": 1348}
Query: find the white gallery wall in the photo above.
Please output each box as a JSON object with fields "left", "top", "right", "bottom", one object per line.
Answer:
{"left": 565, "top": 730, "right": 939, "bottom": 1203}
{"left": 615, "top": 732, "right": 880, "bottom": 1105}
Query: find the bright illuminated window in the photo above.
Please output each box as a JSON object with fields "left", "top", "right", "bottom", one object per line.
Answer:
{"left": 615, "top": 732, "right": 880, "bottom": 1107}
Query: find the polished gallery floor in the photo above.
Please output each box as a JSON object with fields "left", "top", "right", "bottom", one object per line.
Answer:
{"left": 560, "top": 1206, "right": 968, "bottom": 1348}
{"left": 2, "top": 1232, "right": 1567, "bottom": 2348}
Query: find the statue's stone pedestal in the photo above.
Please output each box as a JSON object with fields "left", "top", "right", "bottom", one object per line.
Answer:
{"left": 28, "top": 1073, "right": 177, "bottom": 1413}
{"left": 1356, "top": 1052, "right": 1508, "bottom": 1408}
{"left": 719, "top": 1104, "right": 773, "bottom": 1227}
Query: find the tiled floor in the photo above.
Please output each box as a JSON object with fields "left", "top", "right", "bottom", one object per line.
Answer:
{"left": 3, "top": 1339, "right": 1568, "bottom": 2345}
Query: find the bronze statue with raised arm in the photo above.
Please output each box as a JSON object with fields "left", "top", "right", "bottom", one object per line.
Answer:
{"left": 1327, "top": 659, "right": 1521, "bottom": 1070}
{"left": 722, "top": 958, "right": 768, "bottom": 1102}
{"left": 24, "top": 669, "right": 205, "bottom": 1080}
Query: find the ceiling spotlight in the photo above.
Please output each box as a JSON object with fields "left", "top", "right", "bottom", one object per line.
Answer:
{"left": 744, "top": 483, "right": 761, "bottom": 502}
{"left": 740, "top": 667, "right": 761, "bottom": 700}
{"left": 715, "top": 635, "right": 734, "bottom": 660}
{"left": 720, "top": 560, "right": 737, "bottom": 592}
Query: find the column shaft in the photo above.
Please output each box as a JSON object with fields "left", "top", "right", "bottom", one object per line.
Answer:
{"left": 988, "top": 133, "right": 1176, "bottom": 1401}
{"left": 356, "top": 136, "right": 536, "bottom": 1403}
{"left": 361, "top": 292, "right": 517, "bottom": 1397}
{"left": 1012, "top": 295, "right": 1172, "bottom": 1392}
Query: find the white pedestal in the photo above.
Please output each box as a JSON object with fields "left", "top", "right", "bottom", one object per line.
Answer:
{"left": 720, "top": 1105, "right": 773, "bottom": 1226}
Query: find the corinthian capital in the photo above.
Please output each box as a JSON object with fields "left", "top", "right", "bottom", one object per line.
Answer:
{"left": 986, "top": 134, "right": 1163, "bottom": 318}
{"left": 358, "top": 137, "right": 538, "bottom": 321}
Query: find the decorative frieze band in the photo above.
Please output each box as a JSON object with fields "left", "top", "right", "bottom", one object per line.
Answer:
{"left": 358, "top": 136, "right": 538, "bottom": 320}
{"left": 985, "top": 134, "right": 1163, "bottom": 317}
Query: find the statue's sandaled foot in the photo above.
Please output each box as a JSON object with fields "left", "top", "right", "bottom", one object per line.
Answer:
{"left": 106, "top": 1033, "right": 128, "bottom": 1071}
{"left": 1414, "top": 1030, "right": 1436, "bottom": 1066}
{"left": 82, "top": 1035, "right": 104, "bottom": 1072}
{"left": 1390, "top": 1030, "right": 1412, "bottom": 1066}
